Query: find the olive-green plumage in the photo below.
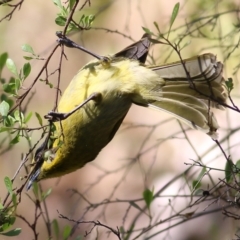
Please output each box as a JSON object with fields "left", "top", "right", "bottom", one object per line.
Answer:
{"left": 27, "top": 36, "right": 227, "bottom": 189}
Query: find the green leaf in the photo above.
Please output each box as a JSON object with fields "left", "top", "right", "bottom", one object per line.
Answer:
{"left": 69, "top": 0, "right": 75, "bottom": 10}
{"left": 35, "top": 112, "right": 43, "bottom": 126}
{"left": 63, "top": 225, "right": 71, "bottom": 240}
{"left": 3, "top": 81, "right": 16, "bottom": 94}
{"left": 21, "top": 44, "right": 34, "bottom": 54}
{"left": 192, "top": 180, "right": 201, "bottom": 190}
{"left": 0, "top": 52, "right": 8, "bottom": 71}
{"left": 153, "top": 21, "right": 161, "bottom": 34}
{"left": 42, "top": 188, "right": 52, "bottom": 200}
{"left": 0, "top": 101, "right": 9, "bottom": 116}
{"left": 235, "top": 160, "right": 240, "bottom": 174}
{"left": 4, "top": 176, "right": 13, "bottom": 195}
{"left": 24, "top": 112, "right": 32, "bottom": 123}
{"left": 23, "top": 62, "right": 31, "bottom": 79}
{"left": 23, "top": 56, "right": 34, "bottom": 60}
{"left": 10, "top": 134, "right": 20, "bottom": 145}
{"left": 142, "top": 27, "right": 153, "bottom": 35}
{"left": 6, "top": 59, "right": 18, "bottom": 77}
{"left": 52, "top": 219, "right": 60, "bottom": 239}
{"left": 4, "top": 115, "right": 15, "bottom": 127}
{"left": 14, "top": 110, "right": 24, "bottom": 122}
{"left": 168, "top": 2, "right": 180, "bottom": 37}
{"left": 32, "top": 182, "right": 39, "bottom": 199}
{"left": 225, "top": 77, "right": 234, "bottom": 92}
{"left": 53, "top": 0, "right": 62, "bottom": 7}
{"left": 11, "top": 193, "right": 17, "bottom": 209}
{"left": 1, "top": 94, "right": 14, "bottom": 108}
{"left": 129, "top": 201, "right": 143, "bottom": 212}
{"left": 0, "top": 228, "right": 21, "bottom": 236}
{"left": 225, "top": 159, "right": 234, "bottom": 183}
{"left": 143, "top": 188, "right": 154, "bottom": 209}
{"left": 55, "top": 16, "right": 66, "bottom": 26}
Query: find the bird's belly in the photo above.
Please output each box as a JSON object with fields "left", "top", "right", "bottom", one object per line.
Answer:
{"left": 45, "top": 94, "right": 132, "bottom": 178}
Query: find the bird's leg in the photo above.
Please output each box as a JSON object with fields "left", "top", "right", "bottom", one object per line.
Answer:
{"left": 45, "top": 92, "right": 102, "bottom": 122}
{"left": 56, "top": 31, "right": 109, "bottom": 62}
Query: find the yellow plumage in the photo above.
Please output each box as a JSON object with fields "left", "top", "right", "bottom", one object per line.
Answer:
{"left": 27, "top": 36, "right": 227, "bottom": 188}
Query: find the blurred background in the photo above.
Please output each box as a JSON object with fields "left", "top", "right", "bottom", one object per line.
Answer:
{"left": 0, "top": 0, "right": 240, "bottom": 239}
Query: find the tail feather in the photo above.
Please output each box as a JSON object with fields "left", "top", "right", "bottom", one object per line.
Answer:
{"left": 146, "top": 53, "right": 227, "bottom": 139}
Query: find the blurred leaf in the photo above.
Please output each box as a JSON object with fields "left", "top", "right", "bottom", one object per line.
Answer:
{"left": 10, "top": 134, "right": 20, "bottom": 145}
{"left": 69, "top": 0, "right": 75, "bottom": 10}
{"left": 52, "top": 219, "right": 60, "bottom": 239}
{"left": 192, "top": 180, "right": 201, "bottom": 190}
{"left": 35, "top": 112, "right": 43, "bottom": 126}
{"left": 225, "top": 77, "right": 234, "bottom": 92}
{"left": 23, "top": 56, "right": 34, "bottom": 60}
{"left": 0, "top": 52, "right": 8, "bottom": 71}
{"left": 24, "top": 112, "right": 32, "bottom": 123}
{"left": 225, "top": 159, "right": 234, "bottom": 183}
{"left": 143, "top": 188, "right": 154, "bottom": 209}
{"left": 55, "top": 16, "right": 66, "bottom": 26}
{"left": 6, "top": 59, "right": 18, "bottom": 77}
{"left": 63, "top": 225, "right": 71, "bottom": 240}
{"left": 21, "top": 44, "right": 34, "bottom": 54}
{"left": 53, "top": 0, "right": 62, "bottom": 7}
{"left": 4, "top": 176, "right": 13, "bottom": 195}
{"left": 142, "top": 27, "right": 153, "bottom": 35}
{"left": 42, "top": 188, "right": 52, "bottom": 201}
{"left": 168, "top": 2, "right": 180, "bottom": 37}
{"left": 32, "top": 182, "right": 39, "bottom": 199}
{"left": 0, "top": 228, "right": 21, "bottom": 236}
{"left": 23, "top": 62, "right": 31, "bottom": 79}
{"left": 129, "top": 201, "right": 143, "bottom": 212}
{"left": 0, "top": 101, "right": 9, "bottom": 116}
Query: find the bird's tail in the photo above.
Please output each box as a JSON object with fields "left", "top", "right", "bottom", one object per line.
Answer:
{"left": 147, "top": 53, "right": 227, "bottom": 139}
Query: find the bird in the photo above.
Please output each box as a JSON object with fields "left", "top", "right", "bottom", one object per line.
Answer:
{"left": 26, "top": 34, "right": 227, "bottom": 189}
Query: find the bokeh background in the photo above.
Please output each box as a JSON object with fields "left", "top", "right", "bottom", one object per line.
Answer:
{"left": 0, "top": 0, "right": 240, "bottom": 239}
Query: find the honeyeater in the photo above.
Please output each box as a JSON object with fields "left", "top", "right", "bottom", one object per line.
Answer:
{"left": 26, "top": 34, "right": 227, "bottom": 189}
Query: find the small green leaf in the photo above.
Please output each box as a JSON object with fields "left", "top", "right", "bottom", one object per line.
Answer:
{"left": 168, "top": 2, "right": 180, "bottom": 37}
{"left": 63, "top": 225, "right": 71, "bottom": 240}
{"left": 0, "top": 228, "right": 21, "bottom": 236}
{"left": 14, "top": 110, "right": 24, "bottom": 122}
{"left": 69, "top": 0, "right": 75, "bottom": 10}
{"left": 153, "top": 21, "right": 161, "bottom": 34}
{"left": 35, "top": 112, "right": 43, "bottom": 126}
{"left": 142, "top": 27, "right": 153, "bottom": 35}
{"left": 3, "top": 81, "right": 16, "bottom": 94}
{"left": 23, "top": 56, "right": 34, "bottom": 60}
{"left": 192, "top": 180, "right": 201, "bottom": 190}
{"left": 10, "top": 134, "right": 20, "bottom": 145}
{"left": 225, "top": 78, "right": 234, "bottom": 92}
{"left": 0, "top": 101, "right": 9, "bottom": 117}
{"left": 143, "top": 188, "right": 154, "bottom": 209}
{"left": 24, "top": 112, "right": 32, "bottom": 123}
{"left": 32, "top": 182, "right": 39, "bottom": 199}
{"left": 0, "top": 52, "right": 8, "bottom": 71}
{"left": 52, "top": 219, "right": 60, "bottom": 239}
{"left": 21, "top": 44, "right": 34, "bottom": 54}
{"left": 42, "top": 188, "right": 52, "bottom": 200}
{"left": 225, "top": 159, "right": 234, "bottom": 183}
{"left": 129, "top": 201, "right": 143, "bottom": 212}
{"left": 23, "top": 62, "right": 31, "bottom": 79}
{"left": 6, "top": 59, "right": 18, "bottom": 77}
{"left": 11, "top": 193, "right": 17, "bottom": 209}
{"left": 235, "top": 160, "right": 240, "bottom": 174}
{"left": 170, "top": 2, "right": 180, "bottom": 27}
{"left": 53, "top": 0, "right": 62, "bottom": 7}
{"left": 4, "top": 176, "right": 13, "bottom": 195}
{"left": 55, "top": 16, "right": 66, "bottom": 26}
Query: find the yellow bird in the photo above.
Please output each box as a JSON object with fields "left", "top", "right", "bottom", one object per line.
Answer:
{"left": 27, "top": 34, "right": 227, "bottom": 189}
